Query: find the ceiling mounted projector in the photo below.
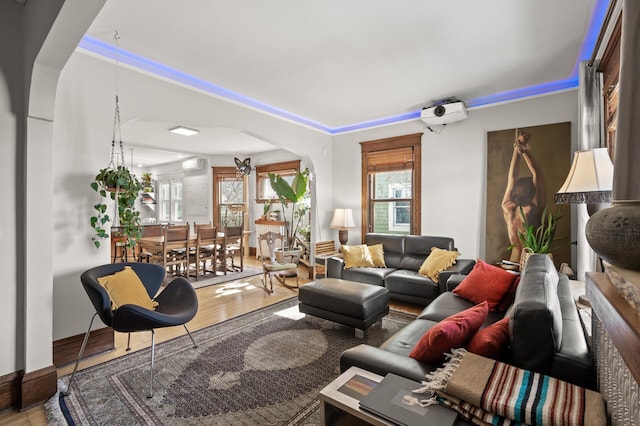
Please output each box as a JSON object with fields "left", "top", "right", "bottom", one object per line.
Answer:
{"left": 420, "top": 101, "right": 468, "bottom": 126}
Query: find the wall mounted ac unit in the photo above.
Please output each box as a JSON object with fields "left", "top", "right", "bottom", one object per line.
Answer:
{"left": 182, "top": 158, "right": 204, "bottom": 171}
{"left": 420, "top": 101, "right": 468, "bottom": 126}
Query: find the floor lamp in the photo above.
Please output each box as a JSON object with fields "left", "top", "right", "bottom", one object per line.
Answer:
{"left": 555, "top": 148, "right": 613, "bottom": 303}
{"left": 330, "top": 208, "right": 356, "bottom": 245}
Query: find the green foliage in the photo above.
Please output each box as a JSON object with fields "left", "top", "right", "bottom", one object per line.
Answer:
{"left": 268, "top": 169, "right": 310, "bottom": 248}
{"left": 511, "top": 206, "right": 562, "bottom": 254}
{"left": 90, "top": 166, "right": 143, "bottom": 249}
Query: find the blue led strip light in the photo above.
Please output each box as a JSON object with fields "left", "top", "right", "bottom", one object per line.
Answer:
{"left": 78, "top": 35, "right": 332, "bottom": 133}
{"left": 78, "top": 0, "right": 609, "bottom": 134}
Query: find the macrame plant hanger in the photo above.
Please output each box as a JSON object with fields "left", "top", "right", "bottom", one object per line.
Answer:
{"left": 109, "top": 30, "right": 125, "bottom": 226}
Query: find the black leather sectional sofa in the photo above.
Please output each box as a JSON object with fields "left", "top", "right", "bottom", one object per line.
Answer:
{"left": 339, "top": 254, "right": 594, "bottom": 390}
{"left": 327, "top": 233, "right": 475, "bottom": 305}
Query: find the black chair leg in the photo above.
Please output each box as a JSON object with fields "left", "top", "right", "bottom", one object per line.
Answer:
{"left": 126, "top": 333, "right": 131, "bottom": 351}
{"left": 184, "top": 324, "right": 197, "bottom": 348}
{"left": 62, "top": 313, "right": 97, "bottom": 396}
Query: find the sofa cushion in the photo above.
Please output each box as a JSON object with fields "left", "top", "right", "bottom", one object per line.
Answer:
{"left": 341, "top": 267, "right": 395, "bottom": 286}
{"left": 418, "top": 291, "right": 505, "bottom": 327}
{"left": 398, "top": 235, "right": 455, "bottom": 272}
{"left": 509, "top": 254, "right": 563, "bottom": 374}
{"left": 496, "top": 275, "right": 521, "bottom": 312}
{"left": 409, "top": 301, "right": 489, "bottom": 364}
{"left": 341, "top": 244, "right": 374, "bottom": 269}
{"left": 453, "top": 259, "right": 518, "bottom": 311}
{"left": 467, "top": 317, "right": 510, "bottom": 360}
{"left": 418, "top": 247, "right": 459, "bottom": 282}
{"left": 365, "top": 233, "right": 404, "bottom": 268}
{"left": 384, "top": 270, "right": 440, "bottom": 301}
{"left": 368, "top": 244, "right": 386, "bottom": 267}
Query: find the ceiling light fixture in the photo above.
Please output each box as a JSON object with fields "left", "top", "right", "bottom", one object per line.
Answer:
{"left": 169, "top": 126, "right": 199, "bottom": 136}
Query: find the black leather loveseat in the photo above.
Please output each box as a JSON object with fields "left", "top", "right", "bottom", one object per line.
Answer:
{"left": 327, "top": 233, "right": 475, "bottom": 305}
{"left": 339, "top": 254, "right": 594, "bottom": 390}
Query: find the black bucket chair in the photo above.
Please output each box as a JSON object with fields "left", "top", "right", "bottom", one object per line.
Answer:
{"left": 64, "top": 262, "right": 198, "bottom": 398}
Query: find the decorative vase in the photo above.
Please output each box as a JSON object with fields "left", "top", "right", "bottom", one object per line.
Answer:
{"left": 585, "top": 200, "right": 640, "bottom": 271}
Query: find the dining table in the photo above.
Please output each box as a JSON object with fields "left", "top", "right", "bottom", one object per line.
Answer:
{"left": 138, "top": 232, "right": 234, "bottom": 275}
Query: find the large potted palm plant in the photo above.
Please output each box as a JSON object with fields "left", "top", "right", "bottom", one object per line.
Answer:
{"left": 268, "top": 168, "right": 310, "bottom": 263}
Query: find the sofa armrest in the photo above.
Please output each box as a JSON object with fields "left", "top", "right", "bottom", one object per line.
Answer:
{"left": 437, "top": 258, "right": 475, "bottom": 293}
{"left": 340, "top": 344, "right": 434, "bottom": 383}
{"left": 446, "top": 274, "right": 467, "bottom": 291}
{"left": 327, "top": 256, "right": 345, "bottom": 279}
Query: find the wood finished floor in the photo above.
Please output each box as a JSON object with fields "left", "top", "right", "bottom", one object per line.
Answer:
{"left": 0, "top": 256, "right": 423, "bottom": 425}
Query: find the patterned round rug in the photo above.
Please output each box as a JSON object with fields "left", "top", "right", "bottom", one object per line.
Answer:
{"left": 56, "top": 298, "right": 414, "bottom": 425}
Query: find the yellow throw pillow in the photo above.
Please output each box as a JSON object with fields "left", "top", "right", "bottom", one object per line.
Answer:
{"left": 418, "top": 247, "right": 460, "bottom": 282}
{"left": 367, "top": 244, "right": 386, "bottom": 267}
{"left": 97, "top": 266, "right": 158, "bottom": 310}
{"left": 341, "top": 244, "right": 374, "bottom": 269}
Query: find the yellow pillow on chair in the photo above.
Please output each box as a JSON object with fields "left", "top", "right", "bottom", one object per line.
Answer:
{"left": 97, "top": 266, "right": 158, "bottom": 310}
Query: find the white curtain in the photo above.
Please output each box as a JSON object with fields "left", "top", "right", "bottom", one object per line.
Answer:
{"left": 613, "top": 0, "right": 640, "bottom": 201}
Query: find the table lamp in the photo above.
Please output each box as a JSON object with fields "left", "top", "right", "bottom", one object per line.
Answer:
{"left": 330, "top": 208, "right": 356, "bottom": 245}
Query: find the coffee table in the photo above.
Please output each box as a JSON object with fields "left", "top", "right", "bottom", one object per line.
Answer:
{"left": 319, "top": 366, "right": 392, "bottom": 426}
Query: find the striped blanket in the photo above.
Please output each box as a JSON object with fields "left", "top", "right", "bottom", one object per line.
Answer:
{"left": 413, "top": 349, "right": 606, "bottom": 426}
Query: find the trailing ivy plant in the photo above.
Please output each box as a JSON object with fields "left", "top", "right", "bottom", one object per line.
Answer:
{"left": 510, "top": 205, "right": 562, "bottom": 254}
{"left": 90, "top": 165, "right": 143, "bottom": 249}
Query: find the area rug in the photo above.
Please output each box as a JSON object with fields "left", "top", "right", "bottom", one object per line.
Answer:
{"left": 187, "top": 267, "right": 263, "bottom": 289}
{"left": 53, "top": 299, "right": 414, "bottom": 425}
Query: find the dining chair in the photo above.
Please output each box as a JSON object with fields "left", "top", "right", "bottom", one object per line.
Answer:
{"left": 258, "top": 231, "right": 298, "bottom": 293}
{"left": 222, "top": 225, "right": 243, "bottom": 272}
{"left": 193, "top": 221, "right": 212, "bottom": 234}
{"left": 188, "top": 226, "right": 218, "bottom": 280}
{"left": 137, "top": 225, "right": 164, "bottom": 262}
{"left": 149, "top": 226, "right": 190, "bottom": 277}
{"left": 64, "top": 262, "right": 198, "bottom": 398}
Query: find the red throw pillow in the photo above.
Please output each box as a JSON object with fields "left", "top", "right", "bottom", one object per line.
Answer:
{"left": 467, "top": 317, "right": 510, "bottom": 360}
{"left": 409, "top": 301, "right": 489, "bottom": 364}
{"left": 496, "top": 276, "right": 521, "bottom": 312}
{"left": 453, "top": 259, "right": 518, "bottom": 311}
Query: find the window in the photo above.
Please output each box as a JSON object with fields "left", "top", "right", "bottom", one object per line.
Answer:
{"left": 158, "top": 179, "right": 183, "bottom": 223}
{"left": 255, "top": 160, "right": 301, "bottom": 202}
{"left": 212, "top": 167, "right": 248, "bottom": 231}
{"left": 361, "top": 134, "right": 421, "bottom": 236}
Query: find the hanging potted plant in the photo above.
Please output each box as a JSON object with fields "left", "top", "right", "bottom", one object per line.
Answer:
{"left": 90, "top": 164, "right": 143, "bottom": 249}
{"left": 268, "top": 168, "right": 310, "bottom": 263}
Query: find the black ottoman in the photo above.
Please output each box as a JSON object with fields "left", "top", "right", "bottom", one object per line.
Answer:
{"left": 298, "top": 278, "right": 390, "bottom": 338}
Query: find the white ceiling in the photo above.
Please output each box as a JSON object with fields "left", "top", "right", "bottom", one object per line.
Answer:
{"left": 83, "top": 0, "right": 602, "bottom": 165}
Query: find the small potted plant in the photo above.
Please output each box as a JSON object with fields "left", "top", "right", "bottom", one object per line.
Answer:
{"left": 510, "top": 205, "right": 562, "bottom": 269}
{"left": 90, "top": 165, "right": 143, "bottom": 249}
{"left": 141, "top": 172, "right": 154, "bottom": 192}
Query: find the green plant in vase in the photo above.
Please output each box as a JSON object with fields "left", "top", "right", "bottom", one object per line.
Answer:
{"left": 90, "top": 165, "right": 143, "bottom": 249}
{"left": 141, "top": 172, "right": 154, "bottom": 192}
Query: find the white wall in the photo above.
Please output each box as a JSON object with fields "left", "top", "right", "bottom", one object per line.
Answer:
{"left": 52, "top": 52, "right": 333, "bottom": 340}
{"left": 333, "top": 91, "right": 579, "bottom": 260}
{"left": 0, "top": 1, "right": 22, "bottom": 376}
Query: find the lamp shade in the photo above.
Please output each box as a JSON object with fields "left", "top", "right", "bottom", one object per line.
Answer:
{"left": 330, "top": 208, "right": 356, "bottom": 229}
{"left": 554, "top": 148, "right": 613, "bottom": 204}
